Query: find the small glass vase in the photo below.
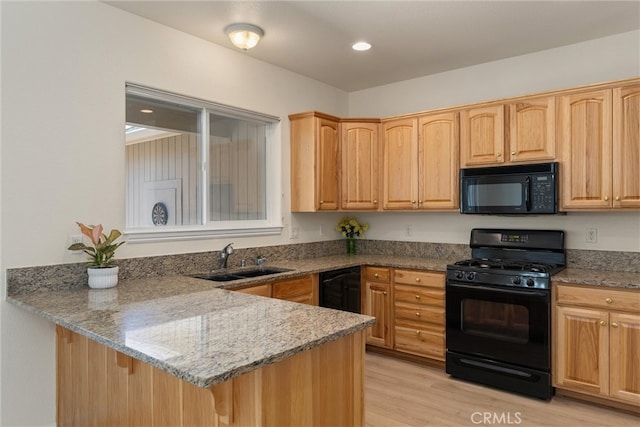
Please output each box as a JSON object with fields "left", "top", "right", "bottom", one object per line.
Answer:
{"left": 347, "top": 238, "right": 356, "bottom": 255}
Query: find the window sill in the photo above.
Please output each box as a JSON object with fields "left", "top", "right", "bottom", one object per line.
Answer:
{"left": 124, "top": 225, "right": 283, "bottom": 243}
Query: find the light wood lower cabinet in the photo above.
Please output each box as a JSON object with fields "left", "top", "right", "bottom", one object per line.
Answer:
{"left": 363, "top": 267, "right": 393, "bottom": 348}
{"left": 56, "top": 326, "right": 365, "bottom": 426}
{"left": 393, "top": 269, "right": 445, "bottom": 361}
{"left": 234, "top": 275, "right": 317, "bottom": 305}
{"left": 554, "top": 284, "right": 640, "bottom": 408}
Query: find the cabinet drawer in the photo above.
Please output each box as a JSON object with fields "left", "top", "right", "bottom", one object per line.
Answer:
{"left": 235, "top": 284, "right": 271, "bottom": 297}
{"left": 556, "top": 284, "right": 640, "bottom": 313}
{"left": 395, "top": 284, "right": 444, "bottom": 306}
{"left": 394, "top": 269, "right": 444, "bottom": 288}
{"left": 395, "top": 303, "right": 444, "bottom": 325}
{"left": 366, "top": 267, "right": 390, "bottom": 283}
{"left": 395, "top": 324, "right": 445, "bottom": 360}
{"left": 272, "top": 276, "right": 313, "bottom": 299}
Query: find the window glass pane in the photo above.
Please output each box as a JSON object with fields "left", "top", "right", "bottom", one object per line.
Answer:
{"left": 209, "top": 114, "right": 267, "bottom": 221}
{"left": 125, "top": 95, "right": 201, "bottom": 228}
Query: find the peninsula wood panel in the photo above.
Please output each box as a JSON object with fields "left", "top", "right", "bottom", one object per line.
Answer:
{"left": 612, "top": 84, "right": 640, "bottom": 208}
{"left": 56, "top": 326, "right": 366, "bottom": 427}
{"left": 341, "top": 121, "right": 380, "bottom": 210}
{"left": 418, "top": 112, "right": 459, "bottom": 209}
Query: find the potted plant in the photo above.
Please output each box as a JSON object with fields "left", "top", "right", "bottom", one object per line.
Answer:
{"left": 336, "top": 216, "right": 368, "bottom": 255}
{"left": 68, "top": 222, "right": 125, "bottom": 289}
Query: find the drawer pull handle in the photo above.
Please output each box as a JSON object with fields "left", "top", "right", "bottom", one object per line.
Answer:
{"left": 415, "top": 312, "right": 421, "bottom": 317}
{"left": 415, "top": 295, "right": 420, "bottom": 300}
{"left": 600, "top": 320, "right": 607, "bottom": 326}
{"left": 605, "top": 298, "right": 613, "bottom": 304}
{"left": 374, "top": 273, "right": 379, "bottom": 278}
{"left": 415, "top": 278, "right": 421, "bottom": 282}
{"left": 611, "top": 322, "right": 619, "bottom": 328}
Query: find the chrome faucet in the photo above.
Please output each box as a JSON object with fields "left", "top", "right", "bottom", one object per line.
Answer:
{"left": 220, "top": 243, "right": 234, "bottom": 269}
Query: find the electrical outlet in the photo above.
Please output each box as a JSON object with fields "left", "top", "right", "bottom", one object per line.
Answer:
{"left": 289, "top": 226, "right": 299, "bottom": 239}
{"left": 68, "top": 235, "right": 83, "bottom": 253}
{"left": 404, "top": 224, "right": 412, "bottom": 237}
{"left": 586, "top": 228, "right": 598, "bottom": 244}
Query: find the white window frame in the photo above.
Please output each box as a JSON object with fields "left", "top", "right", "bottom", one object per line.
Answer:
{"left": 124, "top": 84, "right": 282, "bottom": 243}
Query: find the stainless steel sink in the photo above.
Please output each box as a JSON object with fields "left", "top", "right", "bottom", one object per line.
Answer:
{"left": 189, "top": 267, "right": 293, "bottom": 282}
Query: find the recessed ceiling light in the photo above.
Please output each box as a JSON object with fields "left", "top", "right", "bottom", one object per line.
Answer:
{"left": 352, "top": 41, "right": 372, "bottom": 51}
{"left": 140, "top": 109, "right": 154, "bottom": 114}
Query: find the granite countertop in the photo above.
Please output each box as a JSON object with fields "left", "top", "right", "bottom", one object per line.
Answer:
{"left": 552, "top": 268, "right": 640, "bottom": 289}
{"left": 8, "top": 274, "right": 374, "bottom": 389}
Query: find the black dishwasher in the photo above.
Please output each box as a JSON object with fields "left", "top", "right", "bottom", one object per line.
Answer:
{"left": 319, "top": 267, "right": 361, "bottom": 313}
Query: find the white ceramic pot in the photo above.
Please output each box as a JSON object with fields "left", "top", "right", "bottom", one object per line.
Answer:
{"left": 87, "top": 266, "right": 119, "bottom": 289}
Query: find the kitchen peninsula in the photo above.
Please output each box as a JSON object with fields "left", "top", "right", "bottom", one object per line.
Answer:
{"left": 8, "top": 274, "right": 374, "bottom": 426}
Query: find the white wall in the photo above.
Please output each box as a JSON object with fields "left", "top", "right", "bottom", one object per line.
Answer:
{"left": 0, "top": 2, "right": 347, "bottom": 425}
{"left": 1, "top": 3, "right": 639, "bottom": 425}
{"left": 347, "top": 30, "right": 640, "bottom": 253}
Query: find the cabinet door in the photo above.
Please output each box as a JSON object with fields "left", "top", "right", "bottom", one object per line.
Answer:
{"left": 509, "top": 96, "right": 556, "bottom": 163}
{"left": 612, "top": 85, "right": 640, "bottom": 208}
{"left": 382, "top": 118, "right": 418, "bottom": 209}
{"left": 560, "top": 90, "right": 613, "bottom": 209}
{"left": 341, "top": 122, "right": 380, "bottom": 210}
{"left": 316, "top": 117, "right": 340, "bottom": 210}
{"left": 417, "top": 112, "right": 459, "bottom": 209}
{"left": 609, "top": 312, "right": 640, "bottom": 405}
{"left": 460, "top": 105, "right": 505, "bottom": 167}
{"left": 364, "top": 281, "right": 392, "bottom": 348}
{"left": 554, "top": 306, "right": 609, "bottom": 397}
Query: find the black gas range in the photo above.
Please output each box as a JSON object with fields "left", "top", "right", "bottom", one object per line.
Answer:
{"left": 445, "top": 228, "right": 565, "bottom": 400}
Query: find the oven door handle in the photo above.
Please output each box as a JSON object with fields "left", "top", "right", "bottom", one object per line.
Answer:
{"left": 447, "top": 282, "right": 549, "bottom": 298}
{"left": 524, "top": 176, "right": 531, "bottom": 212}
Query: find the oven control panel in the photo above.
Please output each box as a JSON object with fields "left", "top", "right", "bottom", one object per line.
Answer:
{"left": 447, "top": 268, "right": 551, "bottom": 289}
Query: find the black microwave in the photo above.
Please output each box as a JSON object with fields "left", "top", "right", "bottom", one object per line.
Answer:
{"left": 460, "top": 162, "right": 558, "bottom": 215}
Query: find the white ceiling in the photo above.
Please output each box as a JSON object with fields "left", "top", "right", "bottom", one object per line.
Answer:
{"left": 104, "top": 1, "right": 640, "bottom": 92}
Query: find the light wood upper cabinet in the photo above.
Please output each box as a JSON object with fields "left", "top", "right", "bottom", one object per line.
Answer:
{"left": 612, "top": 85, "right": 640, "bottom": 208}
{"left": 418, "top": 112, "right": 460, "bottom": 210}
{"left": 382, "top": 118, "right": 419, "bottom": 209}
{"left": 509, "top": 96, "right": 557, "bottom": 163}
{"left": 460, "top": 104, "right": 505, "bottom": 167}
{"left": 560, "top": 84, "right": 640, "bottom": 209}
{"left": 382, "top": 113, "right": 459, "bottom": 210}
{"left": 290, "top": 112, "right": 340, "bottom": 211}
{"left": 341, "top": 121, "right": 380, "bottom": 210}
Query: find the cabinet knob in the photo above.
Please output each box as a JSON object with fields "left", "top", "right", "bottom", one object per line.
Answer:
{"left": 415, "top": 295, "right": 420, "bottom": 300}
{"left": 599, "top": 320, "right": 607, "bottom": 326}
{"left": 373, "top": 200, "right": 378, "bottom": 204}
{"left": 604, "top": 196, "right": 609, "bottom": 201}
{"left": 511, "top": 151, "right": 516, "bottom": 156}
{"left": 605, "top": 297, "right": 613, "bottom": 304}
{"left": 374, "top": 273, "right": 379, "bottom": 278}
{"left": 497, "top": 153, "right": 502, "bottom": 157}
{"left": 383, "top": 291, "right": 387, "bottom": 296}
{"left": 611, "top": 322, "right": 619, "bottom": 328}
{"left": 415, "top": 312, "right": 421, "bottom": 317}
{"left": 319, "top": 200, "right": 324, "bottom": 204}
{"left": 615, "top": 196, "right": 620, "bottom": 201}
{"left": 411, "top": 200, "right": 416, "bottom": 204}
{"left": 415, "top": 277, "right": 421, "bottom": 282}
{"left": 416, "top": 330, "right": 421, "bottom": 336}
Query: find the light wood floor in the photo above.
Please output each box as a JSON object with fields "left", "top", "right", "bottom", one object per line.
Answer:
{"left": 365, "top": 353, "right": 639, "bottom": 427}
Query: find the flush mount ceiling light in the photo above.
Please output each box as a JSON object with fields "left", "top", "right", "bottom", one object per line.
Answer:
{"left": 225, "top": 23, "right": 264, "bottom": 50}
{"left": 352, "top": 41, "right": 372, "bottom": 51}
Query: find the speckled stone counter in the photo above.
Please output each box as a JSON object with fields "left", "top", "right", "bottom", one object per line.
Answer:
{"left": 8, "top": 274, "right": 374, "bottom": 388}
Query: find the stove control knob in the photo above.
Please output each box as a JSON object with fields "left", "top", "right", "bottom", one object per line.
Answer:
{"left": 512, "top": 276, "right": 522, "bottom": 285}
{"left": 526, "top": 278, "right": 535, "bottom": 287}
{"left": 466, "top": 272, "right": 476, "bottom": 281}
{"left": 455, "top": 270, "right": 464, "bottom": 280}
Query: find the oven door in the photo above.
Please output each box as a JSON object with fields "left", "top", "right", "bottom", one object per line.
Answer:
{"left": 446, "top": 281, "right": 550, "bottom": 370}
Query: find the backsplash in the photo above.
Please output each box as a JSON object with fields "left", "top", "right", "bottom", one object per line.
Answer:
{"left": 6, "top": 239, "right": 639, "bottom": 296}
